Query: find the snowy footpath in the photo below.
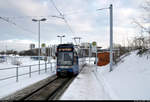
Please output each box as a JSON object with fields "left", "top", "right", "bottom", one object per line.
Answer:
{"left": 60, "top": 64, "right": 111, "bottom": 100}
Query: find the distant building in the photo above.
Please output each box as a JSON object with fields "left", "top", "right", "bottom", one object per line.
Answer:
{"left": 20, "top": 44, "right": 58, "bottom": 57}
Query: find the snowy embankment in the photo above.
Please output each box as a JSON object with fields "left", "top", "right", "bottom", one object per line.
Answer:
{"left": 61, "top": 51, "right": 150, "bottom": 100}
{"left": 96, "top": 51, "right": 150, "bottom": 100}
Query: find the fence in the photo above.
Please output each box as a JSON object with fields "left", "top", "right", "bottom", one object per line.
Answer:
{"left": 0, "top": 58, "right": 92, "bottom": 83}
{"left": 0, "top": 62, "right": 56, "bottom": 82}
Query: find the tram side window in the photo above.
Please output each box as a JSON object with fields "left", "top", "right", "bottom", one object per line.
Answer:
{"left": 74, "top": 56, "right": 76, "bottom": 64}
{"left": 74, "top": 56, "right": 78, "bottom": 65}
{"left": 58, "top": 53, "right": 63, "bottom": 64}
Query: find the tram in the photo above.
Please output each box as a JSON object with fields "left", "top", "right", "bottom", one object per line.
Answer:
{"left": 56, "top": 44, "right": 79, "bottom": 77}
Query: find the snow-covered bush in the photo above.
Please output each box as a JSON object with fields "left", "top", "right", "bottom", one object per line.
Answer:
{"left": 137, "top": 48, "right": 149, "bottom": 56}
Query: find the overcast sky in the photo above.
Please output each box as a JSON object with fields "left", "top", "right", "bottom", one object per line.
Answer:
{"left": 0, "top": 0, "right": 144, "bottom": 51}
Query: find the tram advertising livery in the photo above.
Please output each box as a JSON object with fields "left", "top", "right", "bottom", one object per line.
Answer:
{"left": 56, "top": 44, "right": 79, "bottom": 77}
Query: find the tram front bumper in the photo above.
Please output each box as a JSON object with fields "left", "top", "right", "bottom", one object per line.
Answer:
{"left": 57, "top": 68, "right": 73, "bottom": 76}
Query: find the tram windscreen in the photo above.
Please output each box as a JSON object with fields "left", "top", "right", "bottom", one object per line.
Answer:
{"left": 57, "top": 52, "right": 73, "bottom": 66}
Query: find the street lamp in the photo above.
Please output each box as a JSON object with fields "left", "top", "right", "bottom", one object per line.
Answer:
{"left": 32, "top": 18, "right": 47, "bottom": 75}
{"left": 51, "top": 15, "right": 64, "bottom": 19}
{"left": 57, "top": 35, "right": 65, "bottom": 44}
{"left": 97, "top": 4, "right": 113, "bottom": 72}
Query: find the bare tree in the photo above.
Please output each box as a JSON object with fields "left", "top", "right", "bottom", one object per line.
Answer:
{"left": 131, "top": 0, "right": 150, "bottom": 53}
{"left": 132, "top": 0, "right": 150, "bottom": 35}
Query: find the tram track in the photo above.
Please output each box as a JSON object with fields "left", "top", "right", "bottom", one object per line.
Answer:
{"left": 19, "top": 77, "right": 59, "bottom": 100}
{"left": 21, "top": 77, "right": 71, "bottom": 100}
{"left": 50, "top": 63, "right": 87, "bottom": 100}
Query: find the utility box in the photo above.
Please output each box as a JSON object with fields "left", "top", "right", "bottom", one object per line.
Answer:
{"left": 97, "top": 52, "right": 110, "bottom": 66}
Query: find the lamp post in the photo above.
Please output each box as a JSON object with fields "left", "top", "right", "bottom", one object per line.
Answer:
{"left": 57, "top": 35, "right": 65, "bottom": 44}
{"left": 109, "top": 4, "right": 113, "bottom": 72}
{"left": 97, "top": 4, "right": 113, "bottom": 72}
{"left": 32, "top": 18, "right": 47, "bottom": 75}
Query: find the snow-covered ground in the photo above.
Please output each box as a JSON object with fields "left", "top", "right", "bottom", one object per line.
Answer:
{"left": 61, "top": 51, "right": 150, "bottom": 100}
{"left": 1, "top": 51, "right": 150, "bottom": 100}
{"left": 0, "top": 56, "right": 56, "bottom": 98}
